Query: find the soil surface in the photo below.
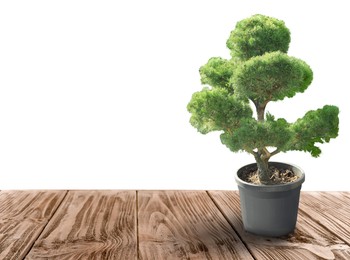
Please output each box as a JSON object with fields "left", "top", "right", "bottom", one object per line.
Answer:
{"left": 241, "top": 165, "right": 300, "bottom": 185}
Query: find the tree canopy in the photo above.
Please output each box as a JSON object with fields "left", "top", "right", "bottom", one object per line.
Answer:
{"left": 233, "top": 51, "right": 313, "bottom": 103}
{"left": 199, "top": 57, "right": 235, "bottom": 92}
{"left": 226, "top": 14, "right": 291, "bottom": 60}
{"left": 187, "top": 88, "right": 252, "bottom": 134}
{"left": 187, "top": 14, "right": 339, "bottom": 184}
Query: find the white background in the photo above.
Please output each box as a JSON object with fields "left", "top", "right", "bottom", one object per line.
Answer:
{"left": 1, "top": 0, "right": 349, "bottom": 190}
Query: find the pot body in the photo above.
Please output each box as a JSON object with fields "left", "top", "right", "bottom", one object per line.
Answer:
{"left": 235, "top": 162, "right": 305, "bottom": 237}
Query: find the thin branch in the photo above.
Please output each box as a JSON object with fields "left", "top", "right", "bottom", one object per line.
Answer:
{"left": 270, "top": 148, "right": 280, "bottom": 157}
{"left": 262, "top": 147, "right": 270, "bottom": 156}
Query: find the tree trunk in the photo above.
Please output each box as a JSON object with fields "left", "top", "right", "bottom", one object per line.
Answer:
{"left": 254, "top": 101, "right": 267, "bottom": 122}
{"left": 254, "top": 152, "right": 273, "bottom": 185}
{"left": 253, "top": 100, "right": 274, "bottom": 184}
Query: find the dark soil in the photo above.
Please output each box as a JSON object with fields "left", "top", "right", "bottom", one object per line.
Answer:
{"left": 240, "top": 166, "right": 299, "bottom": 185}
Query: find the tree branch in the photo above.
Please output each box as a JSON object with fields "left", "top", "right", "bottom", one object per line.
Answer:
{"left": 262, "top": 147, "right": 270, "bottom": 156}
{"left": 270, "top": 148, "right": 280, "bottom": 157}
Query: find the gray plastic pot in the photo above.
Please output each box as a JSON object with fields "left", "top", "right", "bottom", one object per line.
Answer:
{"left": 235, "top": 162, "right": 305, "bottom": 237}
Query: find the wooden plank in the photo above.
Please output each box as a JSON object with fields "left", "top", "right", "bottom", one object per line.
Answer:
{"left": 138, "top": 190, "right": 254, "bottom": 259}
{"left": 0, "top": 190, "right": 66, "bottom": 260}
{"left": 26, "top": 190, "right": 137, "bottom": 260}
{"left": 209, "top": 191, "right": 350, "bottom": 260}
{"left": 299, "top": 192, "right": 350, "bottom": 245}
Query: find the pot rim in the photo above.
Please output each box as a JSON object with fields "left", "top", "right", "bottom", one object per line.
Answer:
{"left": 235, "top": 161, "right": 305, "bottom": 192}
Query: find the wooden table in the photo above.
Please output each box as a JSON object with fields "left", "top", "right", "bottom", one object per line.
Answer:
{"left": 0, "top": 190, "right": 349, "bottom": 259}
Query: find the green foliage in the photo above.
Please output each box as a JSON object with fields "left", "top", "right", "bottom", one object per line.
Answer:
{"left": 187, "top": 88, "right": 252, "bottom": 134}
{"left": 199, "top": 57, "right": 235, "bottom": 92}
{"left": 233, "top": 51, "right": 313, "bottom": 103}
{"left": 226, "top": 14, "right": 291, "bottom": 60}
{"left": 187, "top": 14, "right": 340, "bottom": 179}
{"left": 289, "top": 105, "right": 339, "bottom": 157}
{"left": 220, "top": 116, "right": 292, "bottom": 153}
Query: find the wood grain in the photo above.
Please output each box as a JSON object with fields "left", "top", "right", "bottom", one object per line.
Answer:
{"left": 1, "top": 190, "right": 349, "bottom": 259}
{"left": 299, "top": 192, "right": 350, "bottom": 245}
{"left": 26, "top": 190, "right": 137, "bottom": 260}
{"left": 0, "top": 190, "right": 66, "bottom": 260}
{"left": 208, "top": 191, "right": 350, "bottom": 260}
{"left": 138, "top": 190, "right": 253, "bottom": 260}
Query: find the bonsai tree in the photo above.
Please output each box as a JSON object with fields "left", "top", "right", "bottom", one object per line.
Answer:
{"left": 187, "top": 14, "right": 339, "bottom": 185}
